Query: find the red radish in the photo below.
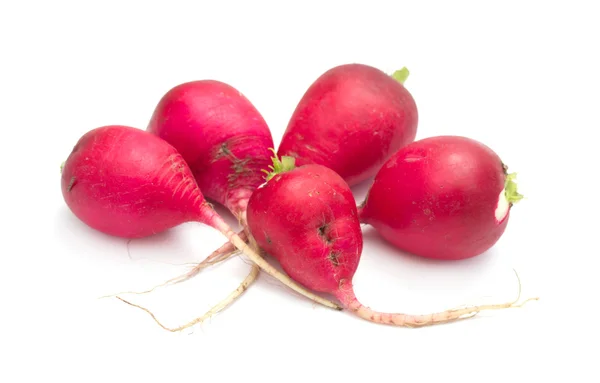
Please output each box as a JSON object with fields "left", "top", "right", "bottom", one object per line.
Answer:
{"left": 61, "top": 125, "right": 341, "bottom": 310}
{"left": 138, "top": 80, "right": 274, "bottom": 291}
{"left": 277, "top": 63, "right": 418, "bottom": 186}
{"left": 147, "top": 79, "right": 274, "bottom": 224}
{"left": 358, "top": 135, "right": 524, "bottom": 260}
{"left": 247, "top": 157, "right": 533, "bottom": 327}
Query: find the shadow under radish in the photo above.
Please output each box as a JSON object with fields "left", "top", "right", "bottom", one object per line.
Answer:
{"left": 55, "top": 206, "right": 140, "bottom": 260}
{"left": 350, "top": 176, "right": 375, "bottom": 203}
{"left": 361, "top": 225, "right": 501, "bottom": 268}
{"left": 207, "top": 200, "right": 242, "bottom": 229}
{"left": 55, "top": 205, "right": 211, "bottom": 267}
{"left": 353, "top": 225, "right": 506, "bottom": 313}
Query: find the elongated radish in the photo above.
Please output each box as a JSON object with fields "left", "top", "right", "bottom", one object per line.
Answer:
{"left": 359, "top": 135, "right": 524, "bottom": 260}
{"left": 61, "top": 125, "right": 341, "bottom": 311}
{"left": 277, "top": 63, "right": 418, "bottom": 186}
{"left": 246, "top": 158, "right": 536, "bottom": 327}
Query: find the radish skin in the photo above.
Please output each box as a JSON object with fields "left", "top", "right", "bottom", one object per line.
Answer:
{"left": 358, "top": 135, "right": 524, "bottom": 260}
{"left": 61, "top": 125, "right": 341, "bottom": 311}
{"left": 277, "top": 63, "right": 418, "bottom": 186}
{"left": 246, "top": 159, "right": 536, "bottom": 327}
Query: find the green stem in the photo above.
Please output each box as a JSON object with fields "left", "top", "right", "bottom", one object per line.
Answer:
{"left": 391, "top": 67, "right": 410, "bottom": 84}
{"left": 504, "top": 172, "right": 524, "bottom": 205}
{"left": 261, "top": 148, "right": 296, "bottom": 181}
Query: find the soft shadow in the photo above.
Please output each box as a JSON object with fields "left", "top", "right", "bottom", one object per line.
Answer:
{"left": 350, "top": 177, "right": 374, "bottom": 203}
{"left": 55, "top": 207, "right": 189, "bottom": 264}
{"left": 362, "top": 226, "right": 499, "bottom": 268}
{"left": 210, "top": 201, "right": 241, "bottom": 230}
{"left": 56, "top": 208, "right": 129, "bottom": 251}
{"left": 359, "top": 225, "right": 502, "bottom": 291}
{"left": 55, "top": 197, "right": 244, "bottom": 265}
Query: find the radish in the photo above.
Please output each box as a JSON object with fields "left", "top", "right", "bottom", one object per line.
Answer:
{"left": 277, "top": 63, "right": 418, "bottom": 187}
{"left": 358, "top": 135, "right": 524, "bottom": 260}
{"left": 147, "top": 79, "right": 274, "bottom": 225}
{"left": 61, "top": 125, "right": 341, "bottom": 312}
{"left": 246, "top": 157, "right": 535, "bottom": 327}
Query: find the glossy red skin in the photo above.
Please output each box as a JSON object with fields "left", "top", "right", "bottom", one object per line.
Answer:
{"left": 246, "top": 164, "right": 363, "bottom": 293}
{"left": 147, "top": 80, "right": 274, "bottom": 216}
{"left": 61, "top": 125, "right": 207, "bottom": 239}
{"left": 277, "top": 63, "right": 418, "bottom": 186}
{"left": 360, "top": 135, "right": 509, "bottom": 260}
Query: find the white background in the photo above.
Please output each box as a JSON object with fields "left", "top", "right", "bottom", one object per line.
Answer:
{"left": 1, "top": 1, "right": 598, "bottom": 382}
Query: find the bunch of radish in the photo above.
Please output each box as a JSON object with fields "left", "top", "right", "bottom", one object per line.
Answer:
{"left": 60, "top": 63, "right": 536, "bottom": 331}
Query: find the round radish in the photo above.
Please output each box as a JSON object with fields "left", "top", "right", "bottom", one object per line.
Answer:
{"left": 60, "top": 125, "right": 341, "bottom": 310}
{"left": 277, "top": 63, "right": 418, "bottom": 186}
{"left": 358, "top": 135, "right": 524, "bottom": 260}
{"left": 247, "top": 158, "right": 531, "bottom": 327}
{"left": 147, "top": 79, "right": 274, "bottom": 222}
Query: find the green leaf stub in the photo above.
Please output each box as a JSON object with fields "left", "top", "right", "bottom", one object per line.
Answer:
{"left": 505, "top": 172, "right": 524, "bottom": 205}
{"left": 391, "top": 67, "right": 410, "bottom": 84}
{"left": 262, "top": 148, "right": 296, "bottom": 181}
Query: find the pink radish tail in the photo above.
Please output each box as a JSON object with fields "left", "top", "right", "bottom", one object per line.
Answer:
{"left": 334, "top": 277, "right": 538, "bottom": 328}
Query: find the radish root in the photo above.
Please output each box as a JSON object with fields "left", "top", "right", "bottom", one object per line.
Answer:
{"left": 99, "top": 232, "right": 244, "bottom": 300}
{"left": 116, "top": 263, "right": 260, "bottom": 332}
{"left": 337, "top": 268, "right": 539, "bottom": 328}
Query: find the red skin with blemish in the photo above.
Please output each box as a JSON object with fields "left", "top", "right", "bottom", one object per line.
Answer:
{"left": 247, "top": 164, "right": 362, "bottom": 292}
{"left": 147, "top": 80, "right": 274, "bottom": 219}
{"left": 359, "top": 135, "right": 510, "bottom": 260}
{"left": 277, "top": 63, "right": 418, "bottom": 186}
